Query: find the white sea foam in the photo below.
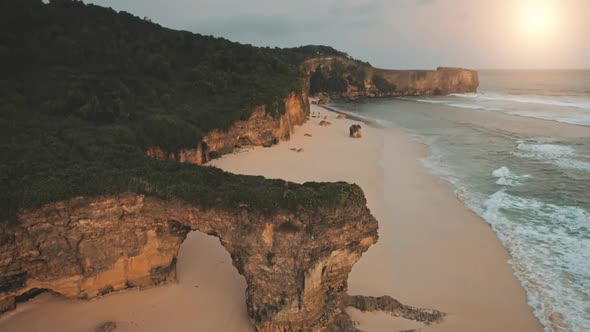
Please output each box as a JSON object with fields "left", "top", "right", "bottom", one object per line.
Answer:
{"left": 413, "top": 98, "right": 448, "bottom": 104}
{"left": 422, "top": 142, "right": 590, "bottom": 332}
{"left": 341, "top": 97, "right": 590, "bottom": 332}
{"left": 492, "top": 166, "right": 530, "bottom": 186}
{"left": 482, "top": 190, "right": 590, "bottom": 332}
{"left": 415, "top": 92, "right": 590, "bottom": 126}
{"left": 514, "top": 140, "right": 590, "bottom": 172}
{"left": 450, "top": 92, "right": 590, "bottom": 110}
{"left": 509, "top": 111, "right": 590, "bottom": 126}
{"left": 422, "top": 152, "right": 590, "bottom": 331}
{"left": 412, "top": 98, "right": 501, "bottom": 111}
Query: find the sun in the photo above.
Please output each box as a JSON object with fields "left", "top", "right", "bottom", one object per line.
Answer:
{"left": 519, "top": 1, "right": 557, "bottom": 41}
{"left": 525, "top": 6, "right": 548, "bottom": 29}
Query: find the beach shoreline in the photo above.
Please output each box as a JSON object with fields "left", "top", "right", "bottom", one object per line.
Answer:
{"left": 209, "top": 102, "right": 542, "bottom": 331}
{"left": 0, "top": 101, "right": 542, "bottom": 332}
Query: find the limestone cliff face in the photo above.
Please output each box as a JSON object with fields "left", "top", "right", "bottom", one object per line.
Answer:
{"left": 369, "top": 67, "right": 479, "bottom": 96}
{"left": 304, "top": 56, "right": 479, "bottom": 99}
{"left": 147, "top": 92, "right": 309, "bottom": 165}
{"left": 0, "top": 192, "right": 378, "bottom": 331}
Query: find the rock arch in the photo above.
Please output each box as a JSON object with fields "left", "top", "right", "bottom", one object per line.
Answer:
{"left": 0, "top": 193, "right": 378, "bottom": 331}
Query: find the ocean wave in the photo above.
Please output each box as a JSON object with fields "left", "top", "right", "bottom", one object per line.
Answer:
{"left": 424, "top": 155, "right": 590, "bottom": 331}
{"left": 413, "top": 98, "right": 448, "bottom": 104}
{"left": 416, "top": 132, "right": 590, "bottom": 331}
{"left": 412, "top": 98, "right": 502, "bottom": 111}
{"left": 509, "top": 111, "right": 590, "bottom": 126}
{"left": 447, "top": 103, "right": 502, "bottom": 111}
{"left": 514, "top": 140, "right": 590, "bottom": 172}
{"left": 482, "top": 190, "right": 590, "bottom": 332}
{"left": 492, "top": 166, "right": 530, "bottom": 186}
{"left": 406, "top": 94, "right": 590, "bottom": 126}
{"left": 449, "top": 92, "right": 590, "bottom": 110}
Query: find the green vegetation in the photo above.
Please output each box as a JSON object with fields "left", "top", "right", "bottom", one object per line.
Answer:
{"left": 0, "top": 0, "right": 366, "bottom": 222}
{"left": 371, "top": 74, "right": 396, "bottom": 93}
{"left": 266, "top": 252, "right": 275, "bottom": 266}
{"left": 309, "top": 61, "right": 369, "bottom": 95}
{"left": 286, "top": 45, "right": 348, "bottom": 58}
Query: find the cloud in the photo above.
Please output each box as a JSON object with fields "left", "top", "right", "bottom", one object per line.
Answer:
{"left": 87, "top": 0, "right": 590, "bottom": 69}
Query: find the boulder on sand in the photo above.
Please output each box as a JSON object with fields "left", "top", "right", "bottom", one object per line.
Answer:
{"left": 349, "top": 124, "right": 362, "bottom": 138}
{"left": 319, "top": 120, "right": 332, "bottom": 127}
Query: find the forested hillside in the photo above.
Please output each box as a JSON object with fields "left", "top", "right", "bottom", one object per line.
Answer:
{"left": 0, "top": 0, "right": 351, "bottom": 221}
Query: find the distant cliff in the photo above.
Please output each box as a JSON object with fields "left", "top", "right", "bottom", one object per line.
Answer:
{"left": 145, "top": 61, "right": 479, "bottom": 166}
{"left": 304, "top": 56, "right": 479, "bottom": 99}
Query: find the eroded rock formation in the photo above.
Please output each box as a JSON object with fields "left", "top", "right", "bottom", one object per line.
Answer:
{"left": 304, "top": 56, "right": 479, "bottom": 99}
{"left": 147, "top": 92, "right": 309, "bottom": 165}
{"left": 345, "top": 295, "right": 445, "bottom": 324}
{"left": 0, "top": 189, "right": 379, "bottom": 331}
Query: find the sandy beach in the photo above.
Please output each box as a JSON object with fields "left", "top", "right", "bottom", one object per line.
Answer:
{"left": 210, "top": 102, "right": 542, "bottom": 332}
{"left": 0, "top": 102, "right": 542, "bottom": 332}
{"left": 0, "top": 231, "right": 254, "bottom": 331}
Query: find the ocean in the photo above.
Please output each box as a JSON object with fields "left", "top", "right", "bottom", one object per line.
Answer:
{"left": 330, "top": 70, "right": 590, "bottom": 332}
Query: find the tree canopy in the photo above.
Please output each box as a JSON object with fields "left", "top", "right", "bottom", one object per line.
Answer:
{"left": 0, "top": 0, "right": 354, "bottom": 222}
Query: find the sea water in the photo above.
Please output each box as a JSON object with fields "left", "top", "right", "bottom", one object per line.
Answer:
{"left": 331, "top": 70, "right": 590, "bottom": 332}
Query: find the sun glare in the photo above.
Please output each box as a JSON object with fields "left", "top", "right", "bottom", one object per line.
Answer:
{"left": 519, "top": 1, "right": 556, "bottom": 41}
{"left": 525, "top": 6, "right": 547, "bottom": 28}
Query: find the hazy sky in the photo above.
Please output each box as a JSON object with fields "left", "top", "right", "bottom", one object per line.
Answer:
{"left": 87, "top": 0, "right": 590, "bottom": 69}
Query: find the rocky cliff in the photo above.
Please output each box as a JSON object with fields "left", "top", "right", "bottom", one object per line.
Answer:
{"left": 304, "top": 56, "right": 479, "bottom": 99}
{"left": 0, "top": 188, "right": 379, "bottom": 331}
{"left": 146, "top": 57, "right": 478, "bottom": 166}
{"left": 147, "top": 91, "right": 309, "bottom": 165}
{"left": 371, "top": 66, "right": 479, "bottom": 96}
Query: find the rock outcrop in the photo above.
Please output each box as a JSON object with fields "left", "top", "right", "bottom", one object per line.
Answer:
{"left": 369, "top": 66, "right": 479, "bottom": 97}
{"left": 147, "top": 91, "right": 309, "bottom": 165}
{"left": 349, "top": 125, "right": 362, "bottom": 138}
{"left": 0, "top": 189, "right": 379, "bottom": 331}
{"left": 304, "top": 56, "right": 479, "bottom": 99}
{"left": 344, "top": 295, "right": 445, "bottom": 324}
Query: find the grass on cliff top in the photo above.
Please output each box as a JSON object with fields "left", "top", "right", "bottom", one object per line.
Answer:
{"left": 1, "top": 109, "right": 366, "bottom": 222}
{"left": 0, "top": 0, "right": 364, "bottom": 223}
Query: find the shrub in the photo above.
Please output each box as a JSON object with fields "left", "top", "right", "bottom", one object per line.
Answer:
{"left": 371, "top": 74, "right": 396, "bottom": 93}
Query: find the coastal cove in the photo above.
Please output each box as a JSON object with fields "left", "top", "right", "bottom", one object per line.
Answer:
{"left": 5, "top": 2, "right": 588, "bottom": 332}
{"left": 330, "top": 87, "right": 590, "bottom": 332}
{"left": 0, "top": 102, "right": 541, "bottom": 332}
{"left": 210, "top": 103, "right": 543, "bottom": 332}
